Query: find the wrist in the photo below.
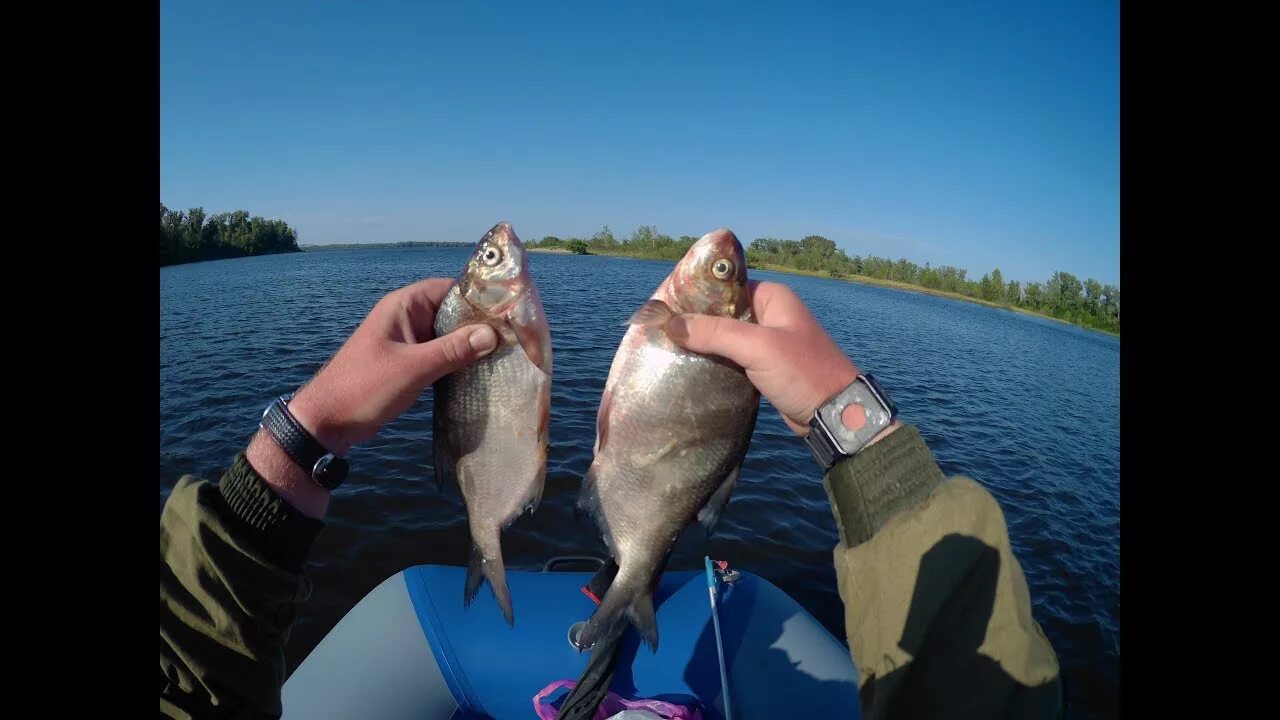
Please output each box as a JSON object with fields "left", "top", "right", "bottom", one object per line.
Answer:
{"left": 801, "top": 371, "right": 900, "bottom": 471}
{"left": 865, "top": 419, "right": 903, "bottom": 447}
{"left": 215, "top": 453, "right": 326, "bottom": 571}
{"left": 797, "top": 363, "right": 860, "bottom": 436}
{"left": 245, "top": 430, "right": 331, "bottom": 519}
{"left": 287, "top": 383, "right": 357, "bottom": 456}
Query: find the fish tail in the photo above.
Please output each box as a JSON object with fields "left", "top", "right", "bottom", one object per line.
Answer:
{"left": 574, "top": 578, "right": 659, "bottom": 653}
{"left": 464, "top": 538, "right": 514, "bottom": 626}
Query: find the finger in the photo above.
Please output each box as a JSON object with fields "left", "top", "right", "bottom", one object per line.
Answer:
{"left": 748, "top": 281, "right": 812, "bottom": 328}
{"left": 406, "top": 323, "right": 498, "bottom": 386}
{"left": 666, "top": 313, "right": 779, "bottom": 371}
{"left": 394, "top": 278, "right": 457, "bottom": 341}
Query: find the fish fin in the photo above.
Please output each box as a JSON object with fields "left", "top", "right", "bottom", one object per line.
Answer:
{"left": 697, "top": 464, "right": 742, "bottom": 537}
{"left": 539, "top": 385, "right": 552, "bottom": 455}
{"left": 594, "top": 387, "right": 612, "bottom": 454}
{"left": 431, "top": 381, "right": 455, "bottom": 494}
{"left": 625, "top": 299, "right": 676, "bottom": 328}
{"left": 508, "top": 288, "right": 553, "bottom": 375}
{"left": 465, "top": 539, "right": 514, "bottom": 626}
{"left": 574, "top": 580, "right": 659, "bottom": 653}
{"left": 630, "top": 589, "right": 659, "bottom": 652}
{"left": 464, "top": 543, "right": 485, "bottom": 606}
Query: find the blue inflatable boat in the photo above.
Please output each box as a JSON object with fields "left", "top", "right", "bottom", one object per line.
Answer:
{"left": 282, "top": 559, "right": 861, "bottom": 719}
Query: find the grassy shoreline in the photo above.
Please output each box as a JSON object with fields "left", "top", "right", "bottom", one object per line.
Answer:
{"left": 541, "top": 247, "right": 1119, "bottom": 337}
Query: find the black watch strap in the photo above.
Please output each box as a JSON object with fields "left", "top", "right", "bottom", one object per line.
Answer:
{"left": 260, "top": 396, "right": 348, "bottom": 490}
{"left": 804, "top": 419, "right": 844, "bottom": 472}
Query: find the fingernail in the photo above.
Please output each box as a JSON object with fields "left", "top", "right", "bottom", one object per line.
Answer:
{"left": 469, "top": 325, "right": 498, "bottom": 355}
{"left": 667, "top": 315, "right": 689, "bottom": 342}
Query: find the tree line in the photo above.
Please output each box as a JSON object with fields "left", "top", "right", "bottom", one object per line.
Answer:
{"left": 530, "top": 226, "right": 1119, "bottom": 333}
{"left": 160, "top": 203, "right": 302, "bottom": 267}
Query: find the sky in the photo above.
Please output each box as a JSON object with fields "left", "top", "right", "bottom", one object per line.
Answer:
{"left": 160, "top": 1, "right": 1119, "bottom": 285}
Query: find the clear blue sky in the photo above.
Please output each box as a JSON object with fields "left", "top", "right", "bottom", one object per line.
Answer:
{"left": 161, "top": 1, "right": 1118, "bottom": 285}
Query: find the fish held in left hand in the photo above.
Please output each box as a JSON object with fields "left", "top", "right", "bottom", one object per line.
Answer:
{"left": 432, "top": 221, "right": 553, "bottom": 626}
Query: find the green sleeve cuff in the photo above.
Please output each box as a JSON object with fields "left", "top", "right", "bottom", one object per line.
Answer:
{"left": 822, "top": 424, "right": 946, "bottom": 548}
{"left": 216, "top": 453, "right": 324, "bottom": 572}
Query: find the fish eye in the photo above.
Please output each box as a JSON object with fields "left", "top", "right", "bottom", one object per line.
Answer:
{"left": 712, "top": 258, "right": 734, "bottom": 279}
{"left": 482, "top": 246, "right": 503, "bottom": 267}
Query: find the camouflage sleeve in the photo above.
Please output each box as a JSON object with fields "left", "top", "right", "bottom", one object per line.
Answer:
{"left": 823, "top": 425, "right": 1064, "bottom": 719}
{"left": 159, "top": 454, "right": 324, "bottom": 719}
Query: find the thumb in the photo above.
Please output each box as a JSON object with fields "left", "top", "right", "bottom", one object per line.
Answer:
{"left": 411, "top": 323, "right": 499, "bottom": 384}
{"left": 667, "top": 314, "right": 775, "bottom": 371}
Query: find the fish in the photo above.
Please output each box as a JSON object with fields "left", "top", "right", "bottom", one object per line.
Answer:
{"left": 433, "top": 221, "right": 553, "bottom": 626}
{"left": 574, "top": 228, "right": 759, "bottom": 652}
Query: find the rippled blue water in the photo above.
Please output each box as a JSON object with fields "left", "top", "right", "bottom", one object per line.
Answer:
{"left": 160, "top": 248, "right": 1119, "bottom": 719}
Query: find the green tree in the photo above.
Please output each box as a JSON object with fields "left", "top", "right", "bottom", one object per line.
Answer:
{"left": 1005, "top": 280, "right": 1021, "bottom": 306}
{"left": 1024, "top": 282, "right": 1044, "bottom": 309}
{"left": 750, "top": 237, "right": 780, "bottom": 256}
{"left": 892, "top": 258, "right": 919, "bottom": 284}
{"left": 591, "top": 225, "right": 617, "bottom": 248}
{"left": 627, "top": 225, "right": 657, "bottom": 249}
{"left": 988, "top": 268, "right": 1005, "bottom": 302}
{"left": 920, "top": 263, "right": 943, "bottom": 289}
{"left": 800, "top": 235, "right": 837, "bottom": 259}
{"left": 978, "top": 273, "right": 995, "bottom": 301}
{"left": 1083, "top": 278, "right": 1103, "bottom": 315}
{"left": 1048, "top": 271, "right": 1083, "bottom": 314}
{"left": 159, "top": 203, "right": 301, "bottom": 267}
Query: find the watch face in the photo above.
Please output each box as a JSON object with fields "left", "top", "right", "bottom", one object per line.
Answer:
{"left": 816, "top": 376, "right": 894, "bottom": 455}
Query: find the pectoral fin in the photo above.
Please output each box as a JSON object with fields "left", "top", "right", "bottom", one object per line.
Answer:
{"left": 508, "top": 289, "right": 552, "bottom": 375}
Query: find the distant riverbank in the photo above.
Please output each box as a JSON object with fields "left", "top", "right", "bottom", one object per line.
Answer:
{"left": 289, "top": 233, "right": 1118, "bottom": 337}
{"left": 301, "top": 241, "right": 473, "bottom": 251}
{"left": 527, "top": 227, "right": 1118, "bottom": 335}
{"left": 544, "top": 246, "right": 1120, "bottom": 337}
{"left": 747, "top": 260, "right": 1120, "bottom": 337}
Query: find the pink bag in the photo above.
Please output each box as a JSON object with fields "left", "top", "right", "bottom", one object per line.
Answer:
{"left": 533, "top": 680, "right": 704, "bottom": 720}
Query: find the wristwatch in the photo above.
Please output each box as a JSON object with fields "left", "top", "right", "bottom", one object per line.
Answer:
{"left": 803, "top": 374, "right": 898, "bottom": 472}
{"left": 260, "top": 394, "right": 349, "bottom": 490}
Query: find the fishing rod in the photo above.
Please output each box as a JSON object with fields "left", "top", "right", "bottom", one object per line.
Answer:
{"left": 704, "top": 556, "right": 733, "bottom": 720}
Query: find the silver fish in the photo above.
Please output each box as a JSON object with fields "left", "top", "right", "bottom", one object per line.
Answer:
{"left": 433, "top": 221, "right": 552, "bottom": 626}
{"left": 575, "top": 228, "right": 759, "bottom": 651}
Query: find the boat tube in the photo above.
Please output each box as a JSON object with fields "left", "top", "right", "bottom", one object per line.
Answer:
{"left": 282, "top": 562, "right": 861, "bottom": 719}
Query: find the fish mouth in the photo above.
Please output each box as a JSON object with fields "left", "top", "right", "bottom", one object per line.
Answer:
{"left": 485, "top": 221, "right": 518, "bottom": 247}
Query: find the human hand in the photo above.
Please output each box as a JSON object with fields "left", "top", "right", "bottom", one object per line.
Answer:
{"left": 667, "top": 280, "right": 896, "bottom": 439}
{"left": 285, "top": 278, "right": 498, "bottom": 454}
{"left": 247, "top": 278, "right": 498, "bottom": 517}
